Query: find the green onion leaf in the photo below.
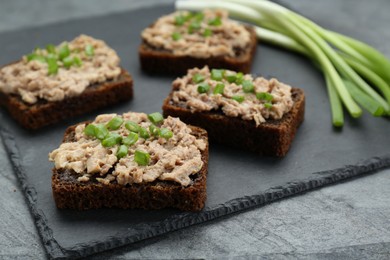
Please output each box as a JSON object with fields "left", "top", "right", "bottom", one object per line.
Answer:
{"left": 134, "top": 150, "right": 150, "bottom": 166}
{"left": 148, "top": 112, "right": 164, "bottom": 124}
{"left": 197, "top": 83, "right": 210, "bottom": 93}
{"left": 175, "top": 15, "right": 186, "bottom": 26}
{"left": 188, "top": 21, "right": 201, "bottom": 34}
{"left": 94, "top": 124, "right": 109, "bottom": 140}
{"left": 58, "top": 43, "right": 70, "bottom": 60}
{"left": 256, "top": 92, "right": 274, "bottom": 102}
{"left": 102, "top": 133, "right": 122, "bottom": 147}
{"left": 139, "top": 127, "right": 150, "bottom": 139}
{"left": 172, "top": 32, "right": 182, "bottom": 41}
{"left": 46, "top": 56, "right": 58, "bottom": 75}
{"left": 211, "top": 69, "right": 224, "bottom": 81}
{"left": 232, "top": 95, "right": 245, "bottom": 103}
{"left": 149, "top": 124, "right": 161, "bottom": 137}
{"left": 242, "top": 80, "right": 254, "bottom": 93}
{"left": 73, "top": 56, "right": 82, "bottom": 67}
{"left": 235, "top": 72, "right": 244, "bottom": 84}
{"left": 125, "top": 121, "right": 141, "bottom": 133}
{"left": 116, "top": 145, "right": 128, "bottom": 159}
{"left": 62, "top": 56, "right": 74, "bottom": 69}
{"left": 264, "top": 103, "right": 273, "bottom": 109}
{"left": 192, "top": 73, "right": 205, "bottom": 83}
{"left": 85, "top": 44, "right": 94, "bottom": 57}
{"left": 225, "top": 73, "right": 237, "bottom": 83}
{"left": 122, "top": 132, "right": 139, "bottom": 146}
{"left": 203, "top": 28, "right": 213, "bottom": 37}
{"left": 344, "top": 79, "right": 384, "bottom": 116}
{"left": 213, "top": 83, "right": 225, "bottom": 94}
{"left": 84, "top": 124, "right": 96, "bottom": 137}
{"left": 106, "top": 116, "right": 124, "bottom": 130}
{"left": 208, "top": 16, "right": 222, "bottom": 26}
{"left": 159, "top": 128, "right": 173, "bottom": 139}
{"left": 46, "top": 44, "right": 56, "bottom": 54}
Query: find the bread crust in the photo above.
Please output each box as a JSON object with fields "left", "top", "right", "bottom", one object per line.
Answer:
{"left": 139, "top": 25, "right": 257, "bottom": 75}
{"left": 0, "top": 68, "right": 133, "bottom": 130}
{"left": 162, "top": 88, "right": 305, "bottom": 157}
{"left": 51, "top": 123, "right": 209, "bottom": 211}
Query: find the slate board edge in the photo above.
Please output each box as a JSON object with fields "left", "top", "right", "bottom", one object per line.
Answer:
{"left": 0, "top": 127, "right": 65, "bottom": 259}
{"left": 1, "top": 126, "right": 389, "bottom": 259}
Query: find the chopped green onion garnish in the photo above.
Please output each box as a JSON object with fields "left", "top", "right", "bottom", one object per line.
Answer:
{"left": 213, "top": 83, "right": 225, "bottom": 95}
{"left": 225, "top": 73, "right": 237, "bottom": 83}
{"left": 85, "top": 44, "right": 94, "bottom": 57}
{"left": 26, "top": 42, "right": 84, "bottom": 73}
{"left": 159, "top": 128, "right": 173, "bottom": 139}
{"left": 208, "top": 17, "right": 222, "bottom": 26}
{"left": 242, "top": 80, "right": 254, "bottom": 93}
{"left": 46, "top": 57, "right": 58, "bottom": 75}
{"left": 184, "top": 12, "right": 194, "bottom": 21}
{"left": 264, "top": 103, "right": 273, "bottom": 109}
{"left": 235, "top": 72, "right": 244, "bottom": 84}
{"left": 116, "top": 145, "right": 128, "bottom": 159}
{"left": 73, "top": 56, "right": 82, "bottom": 67}
{"left": 102, "top": 133, "right": 122, "bottom": 147}
{"left": 148, "top": 112, "right": 164, "bottom": 124}
{"left": 46, "top": 44, "right": 56, "bottom": 54}
{"left": 58, "top": 43, "right": 70, "bottom": 60}
{"left": 172, "top": 32, "right": 182, "bottom": 41}
{"left": 134, "top": 150, "right": 150, "bottom": 166}
{"left": 139, "top": 127, "right": 150, "bottom": 139}
{"left": 84, "top": 124, "right": 96, "bottom": 137}
{"left": 46, "top": 53, "right": 57, "bottom": 60}
{"left": 26, "top": 53, "right": 46, "bottom": 63}
{"left": 232, "top": 95, "right": 245, "bottom": 103}
{"left": 211, "top": 69, "right": 224, "bottom": 81}
{"left": 125, "top": 121, "right": 141, "bottom": 133}
{"left": 149, "top": 124, "right": 160, "bottom": 137}
{"left": 62, "top": 56, "right": 74, "bottom": 69}
{"left": 197, "top": 83, "right": 210, "bottom": 93}
{"left": 94, "top": 124, "right": 109, "bottom": 140}
{"left": 106, "top": 116, "right": 123, "bottom": 130}
{"left": 256, "top": 92, "right": 274, "bottom": 102}
{"left": 188, "top": 21, "right": 201, "bottom": 34}
{"left": 203, "top": 28, "right": 213, "bottom": 37}
{"left": 193, "top": 12, "right": 204, "bottom": 22}
{"left": 174, "top": 15, "right": 186, "bottom": 26}
{"left": 122, "top": 132, "right": 139, "bottom": 146}
{"left": 192, "top": 73, "right": 205, "bottom": 83}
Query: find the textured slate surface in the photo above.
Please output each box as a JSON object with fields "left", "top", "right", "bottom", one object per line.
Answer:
{"left": 0, "top": 1, "right": 390, "bottom": 259}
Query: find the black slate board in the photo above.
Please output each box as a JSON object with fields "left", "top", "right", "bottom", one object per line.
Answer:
{"left": 1, "top": 3, "right": 390, "bottom": 260}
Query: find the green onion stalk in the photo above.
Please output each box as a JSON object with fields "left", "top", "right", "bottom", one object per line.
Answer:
{"left": 175, "top": 0, "right": 390, "bottom": 127}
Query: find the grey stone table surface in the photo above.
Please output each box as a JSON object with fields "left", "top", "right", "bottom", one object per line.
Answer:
{"left": 0, "top": 0, "right": 389, "bottom": 259}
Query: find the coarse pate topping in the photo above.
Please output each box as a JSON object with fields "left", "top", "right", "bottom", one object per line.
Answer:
{"left": 141, "top": 10, "right": 251, "bottom": 58}
{"left": 171, "top": 66, "right": 294, "bottom": 126}
{"left": 0, "top": 35, "right": 121, "bottom": 104}
{"left": 48, "top": 112, "right": 206, "bottom": 187}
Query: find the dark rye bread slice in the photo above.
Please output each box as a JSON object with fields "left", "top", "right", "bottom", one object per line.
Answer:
{"left": 139, "top": 25, "right": 257, "bottom": 75}
{"left": 0, "top": 68, "right": 133, "bottom": 130}
{"left": 52, "top": 123, "right": 209, "bottom": 211}
{"left": 163, "top": 88, "right": 305, "bottom": 157}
